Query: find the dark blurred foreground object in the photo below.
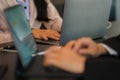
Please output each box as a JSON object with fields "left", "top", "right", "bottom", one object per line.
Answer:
{"left": 0, "top": 54, "right": 8, "bottom": 80}
{"left": 0, "top": 65, "right": 7, "bottom": 80}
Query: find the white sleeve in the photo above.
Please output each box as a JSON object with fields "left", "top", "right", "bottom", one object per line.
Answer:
{"left": 101, "top": 44, "right": 118, "bottom": 56}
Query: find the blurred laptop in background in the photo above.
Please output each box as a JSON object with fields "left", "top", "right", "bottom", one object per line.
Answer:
{"left": 60, "top": 0, "right": 112, "bottom": 45}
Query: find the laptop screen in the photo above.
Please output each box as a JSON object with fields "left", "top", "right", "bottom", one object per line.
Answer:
{"left": 5, "top": 5, "right": 37, "bottom": 67}
{"left": 60, "top": 0, "right": 112, "bottom": 45}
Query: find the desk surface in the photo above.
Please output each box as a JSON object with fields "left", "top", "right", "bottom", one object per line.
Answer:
{"left": 1, "top": 44, "right": 80, "bottom": 80}
{"left": 106, "top": 21, "right": 120, "bottom": 38}
{"left": 1, "top": 21, "right": 120, "bottom": 80}
{"left": 1, "top": 52, "right": 17, "bottom": 80}
{"left": 1, "top": 43, "right": 51, "bottom": 80}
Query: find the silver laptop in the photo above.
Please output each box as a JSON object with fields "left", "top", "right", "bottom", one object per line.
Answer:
{"left": 60, "top": 0, "right": 112, "bottom": 45}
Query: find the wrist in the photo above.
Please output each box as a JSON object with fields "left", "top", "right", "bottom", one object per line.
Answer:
{"left": 77, "top": 56, "right": 86, "bottom": 73}
{"left": 97, "top": 43, "right": 107, "bottom": 56}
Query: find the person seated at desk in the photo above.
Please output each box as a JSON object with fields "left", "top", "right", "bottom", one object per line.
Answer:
{"left": 0, "top": 0, "right": 62, "bottom": 44}
{"left": 44, "top": 35, "right": 120, "bottom": 80}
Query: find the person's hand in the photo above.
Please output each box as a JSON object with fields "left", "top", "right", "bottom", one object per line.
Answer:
{"left": 32, "top": 29, "right": 60, "bottom": 40}
{"left": 73, "top": 37, "right": 107, "bottom": 57}
{"left": 44, "top": 41, "right": 86, "bottom": 74}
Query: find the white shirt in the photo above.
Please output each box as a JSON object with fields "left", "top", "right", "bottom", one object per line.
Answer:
{"left": 102, "top": 44, "right": 118, "bottom": 56}
{"left": 16, "top": 0, "right": 30, "bottom": 20}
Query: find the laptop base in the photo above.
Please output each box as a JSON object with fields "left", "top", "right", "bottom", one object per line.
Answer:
{"left": 35, "top": 39, "right": 59, "bottom": 45}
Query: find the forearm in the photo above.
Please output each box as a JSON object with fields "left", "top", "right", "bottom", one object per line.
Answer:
{"left": 103, "top": 35, "right": 120, "bottom": 55}
{"left": 50, "top": 18, "right": 62, "bottom": 32}
{"left": 101, "top": 44, "right": 118, "bottom": 56}
{"left": 43, "top": 18, "right": 62, "bottom": 32}
{"left": 46, "top": 2, "right": 63, "bottom": 32}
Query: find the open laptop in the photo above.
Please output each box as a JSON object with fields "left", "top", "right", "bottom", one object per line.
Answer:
{"left": 5, "top": 5, "right": 81, "bottom": 78}
{"left": 60, "top": 0, "right": 112, "bottom": 45}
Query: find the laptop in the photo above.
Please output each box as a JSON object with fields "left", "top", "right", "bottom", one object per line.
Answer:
{"left": 60, "top": 0, "right": 112, "bottom": 45}
{"left": 5, "top": 0, "right": 112, "bottom": 78}
{"left": 5, "top": 5, "right": 81, "bottom": 78}
{"left": 35, "top": 38, "right": 60, "bottom": 45}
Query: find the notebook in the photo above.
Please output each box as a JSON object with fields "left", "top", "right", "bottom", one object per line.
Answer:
{"left": 5, "top": 5, "right": 81, "bottom": 78}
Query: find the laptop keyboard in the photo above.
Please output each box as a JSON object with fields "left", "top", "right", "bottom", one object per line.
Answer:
{"left": 35, "top": 38, "right": 59, "bottom": 45}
